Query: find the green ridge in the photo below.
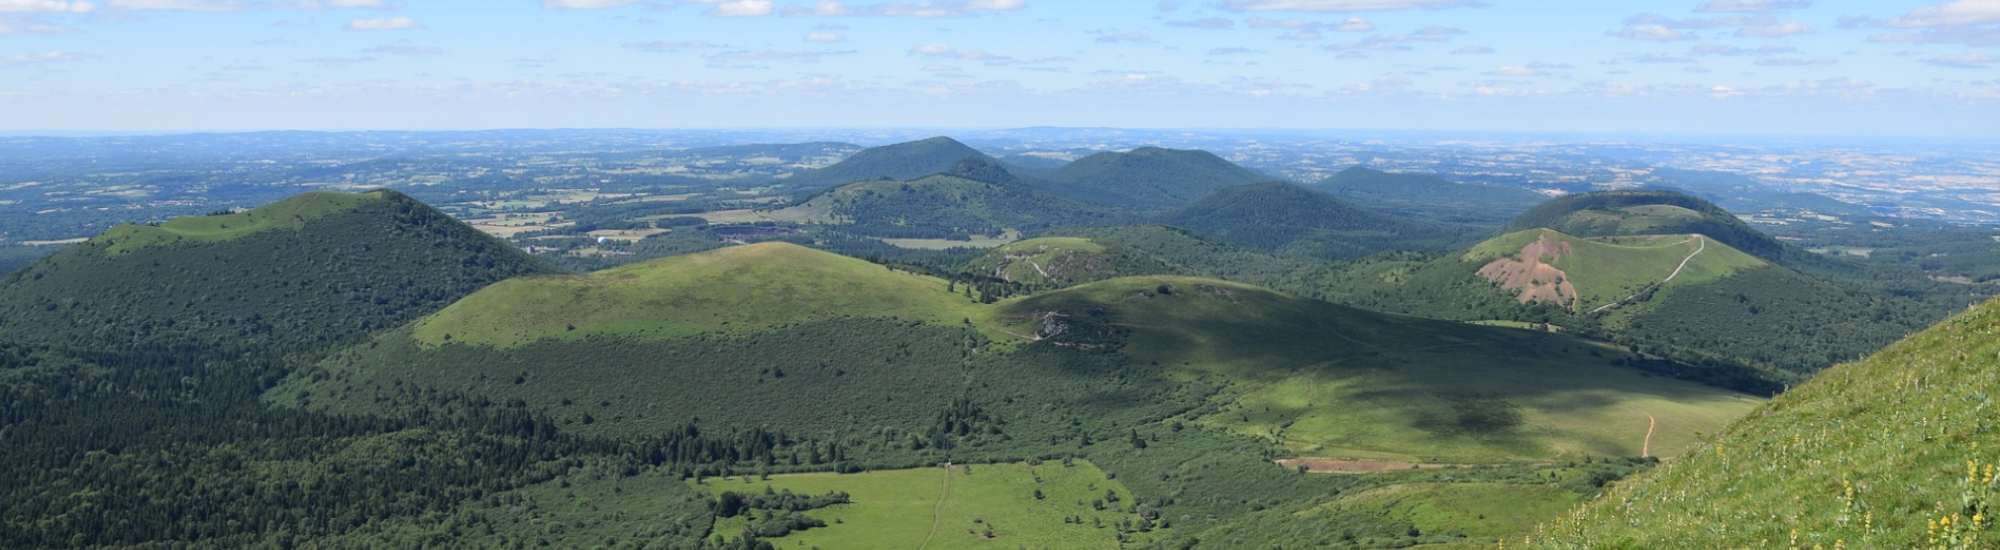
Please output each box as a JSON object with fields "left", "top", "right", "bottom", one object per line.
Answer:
{"left": 411, "top": 241, "right": 991, "bottom": 348}
{"left": 1535, "top": 297, "right": 2000, "bottom": 548}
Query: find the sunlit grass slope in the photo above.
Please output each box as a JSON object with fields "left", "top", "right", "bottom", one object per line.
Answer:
{"left": 1467, "top": 228, "right": 1767, "bottom": 311}
{"left": 1531, "top": 297, "right": 2000, "bottom": 549}
{"left": 411, "top": 241, "right": 992, "bottom": 347}
{"left": 695, "top": 460, "right": 1151, "bottom": 549}
{"left": 997, "top": 276, "right": 1762, "bottom": 462}
{"left": 94, "top": 191, "right": 382, "bottom": 254}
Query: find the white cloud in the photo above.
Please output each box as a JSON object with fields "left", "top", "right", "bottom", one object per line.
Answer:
{"left": 1886, "top": 0, "right": 2000, "bottom": 28}
{"left": 1608, "top": 23, "right": 1690, "bottom": 42}
{"left": 1753, "top": 56, "right": 1834, "bottom": 66}
{"left": 910, "top": 42, "right": 1015, "bottom": 63}
{"left": 105, "top": 0, "right": 241, "bottom": 10}
{"left": 0, "top": 49, "right": 88, "bottom": 65}
{"left": 1220, "top": 0, "right": 1480, "bottom": 12}
{"left": 804, "top": 30, "right": 843, "bottom": 42}
{"left": 542, "top": 0, "right": 638, "bottom": 8}
{"left": 1696, "top": 0, "right": 1809, "bottom": 13}
{"left": 345, "top": 15, "right": 417, "bottom": 30}
{"left": 622, "top": 40, "right": 724, "bottom": 52}
{"left": 1165, "top": 16, "right": 1232, "bottom": 29}
{"left": 1450, "top": 45, "right": 1493, "bottom": 54}
{"left": 0, "top": 0, "right": 93, "bottom": 12}
{"left": 1923, "top": 51, "right": 1994, "bottom": 68}
{"left": 788, "top": 0, "right": 1024, "bottom": 17}
{"left": 705, "top": 0, "right": 770, "bottom": 16}
{"left": 1735, "top": 20, "right": 1810, "bottom": 37}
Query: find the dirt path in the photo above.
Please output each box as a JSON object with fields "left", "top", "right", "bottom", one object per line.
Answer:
{"left": 917, "top": 464, "right": 954, "bottom": 550}
{"left": 1027, "top": 259, "right": 1051, "bottom": 279}
{"left": 1641, "top": 414, "right": 1657, "bottom": 458}
{"left": 1590, "top": 235, "right": 1706, "bottom": 315}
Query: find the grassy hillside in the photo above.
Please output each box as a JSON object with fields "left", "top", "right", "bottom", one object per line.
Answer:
{"left": 0, "top": 189, "right": 548, "bottom": 356}
{"left": 1045, "top": 146, "right": 1269, "bottom": 210}
{"left": 1165, "top": 182, "right": 1468, "bottom": 259}
{"left": 1322, "top": 224, "right": 1937, "bottom": 378}
{"left": 775, "top": 136, "right": 993, "bottom": 191}
{"left": 267, "top": 243, "right": 1764, "bottom": 548}
{"left": 1317, "top": 167, "right": 1547, "bottom": 225}
{"left": 1466, "top": 229, "right": 1767, "bottom": 313}
{"left": 999, "top": 276, "right": 1761, "bottom": 462}
{"left": 1533, "top": 297, "right": 2000, "bottom": 549}
{"left": 963, "top": 237, "right": 1141, "bottom": 287}
{"left": 411, "top": 242, "right": 990, "bottom": 348}
{"left": 1507, "top": 190, "right": 1789, "bottom": 261}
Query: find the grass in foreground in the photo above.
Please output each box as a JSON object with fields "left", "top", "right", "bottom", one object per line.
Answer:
{"left": 1532, "top": 297, "right": 2000, "bottom": 548}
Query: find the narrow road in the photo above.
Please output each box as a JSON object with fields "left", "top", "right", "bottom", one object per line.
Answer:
{"left": 917, "top": 464, "right": 954, "bottom": 550}
{"left": 1641, "top": 414, "right": 1657, "bottom": 458}
{"left": 1590, "top": 235, "right": 1706, "bottom": 315}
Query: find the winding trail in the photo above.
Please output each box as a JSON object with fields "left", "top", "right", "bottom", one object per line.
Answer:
{"left": 917, "top": 464, "right": 954, "bottom": 550}
{"left": 1590, "top": 235, "right": 1707, "bottom": 315}
{"left": 1641, "top": 414, "right": 1657, "bottom": 458}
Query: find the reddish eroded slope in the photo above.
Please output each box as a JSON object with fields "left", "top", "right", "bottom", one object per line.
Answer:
{"left": 1475, "top": 231, "right": 1578, "bottom": 310}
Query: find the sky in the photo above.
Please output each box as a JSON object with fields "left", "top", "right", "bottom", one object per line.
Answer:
{"left": 0, "top": 0, "right": 1997, "bottom": 137}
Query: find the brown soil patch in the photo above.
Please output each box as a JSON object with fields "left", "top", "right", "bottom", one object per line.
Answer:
{"left": 1476, "top": 232, "right": 1579, "bottom": 310}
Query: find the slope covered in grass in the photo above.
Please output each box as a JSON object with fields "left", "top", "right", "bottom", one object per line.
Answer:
{"left": 962, "top": 237, "right": 1140, "bottom": 287}
{"left": 1533, "top": 297, "right": 2000, "bottom": 549}
{"left": 998, "top": 276, "right": 1762, "bottom": 462}
{"left": 411, "top": 241, "right": 989, "bottom": 348}
{"left": 1466, "top": 229, "right": 1767, "bottom": 313}
{"left": 0, "top": 189, "right": 548, "bottom": 355}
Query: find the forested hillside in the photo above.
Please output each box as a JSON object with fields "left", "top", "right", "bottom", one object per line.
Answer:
{"left": 265, "top": 240, "right": 1761, "bottom": 548}
{"left": 0, "top": 190, "right": 548, "bottom": 356}
{"left": 1164, "top": 181, "right": 1471, "bottom": 260}
{"left": 1316, "top": 167, "right": 1547, "bottom": 225}
{"left": 1044, "top": 146, "right": 1269, "bottom": 210}
{"left": 774, "top": 136, "right": 994, "bottom": 192}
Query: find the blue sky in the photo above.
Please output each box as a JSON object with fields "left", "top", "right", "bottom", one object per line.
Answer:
{"left": 1, "top": 0, "right": 1996, "bottom": 137}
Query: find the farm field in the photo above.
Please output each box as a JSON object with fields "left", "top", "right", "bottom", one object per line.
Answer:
{"left": 694, "top": 461, "right": 1154, "bottom": 549}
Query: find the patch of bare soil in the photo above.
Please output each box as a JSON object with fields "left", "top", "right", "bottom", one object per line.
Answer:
{"left": 1476, "top": 232, "right": 1578, "bottom": 310}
